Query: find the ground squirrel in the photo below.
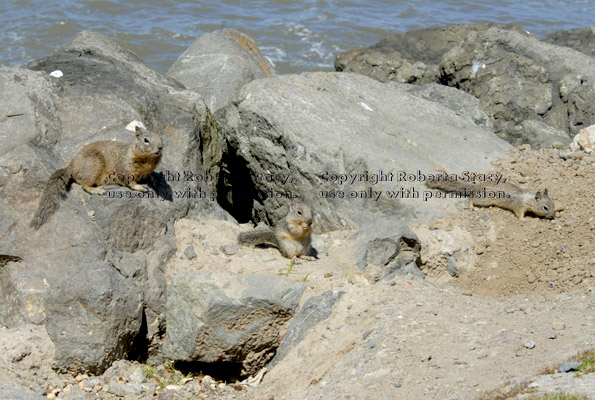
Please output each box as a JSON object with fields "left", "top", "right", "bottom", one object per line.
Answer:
{"left": 30, "top": 126, "right": 163, "bottom": 229}
{"left": 238, "top": 201, "right": 314, "bottom": 259}
{"left": 426, "top": 174, "right": 555, "bottom": 219}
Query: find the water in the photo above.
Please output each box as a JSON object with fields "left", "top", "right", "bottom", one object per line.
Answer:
{"left": 1, "top": 0, "right": 594, "bottom": 75}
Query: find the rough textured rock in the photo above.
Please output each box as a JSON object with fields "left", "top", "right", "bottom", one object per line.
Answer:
{"left": 543, "top": 27, "right": 595, "bottom": 58}
{"left": 0, "top": 31, "right": 229, "bottom": 373}
{"left": 168, "top": 29, "right": 275, "bottom": 112}
{"left": 43, "top": 263, "right": 144, "bottom": 374}
{"left": 440, "top": 27, "right": 595, "bottom": 145}
{"left": 390, "top": 82, "right": 493, "bottom": 131}
{"left": 353, "top": 218, "right": 421, "bottom": 278}
{"left": 335, "top": 23, "right": 530, "bottom": 85}
{"left": 519, "top": 119, "right": 572, "bottom": 149}
{"left": 212, "top": 71, "right": 510, "bottom": 231}
{"left": 268, "top": 290, "right": 345, "bottom": 368}
{"left": 162, "top": 270, "right": 306, "bottom": 376}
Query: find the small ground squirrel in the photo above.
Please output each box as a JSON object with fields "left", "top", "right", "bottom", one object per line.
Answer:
{"left": 238, "top": 201, "right": 314, "bottom": 259}
{"left": 30, "top": 126, "right": 163, "bottom": 229}
{"left": 426, "top": 175, "right": 555, "bottom": 219}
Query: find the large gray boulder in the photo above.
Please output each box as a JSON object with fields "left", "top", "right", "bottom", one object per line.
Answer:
{"left": 440, "top": 27, "right": 595, "bottom": 145}
{"left": 211, "top": 71, "right": 510, "bottom": 231}
{"left": 395, "top": 82, "right": 570, "bottom": 149}
{"left": 162, "top": 270, "right": 306, "bottom": 376}
{"left": 0, "top": 31, "right": 228, "bottom": 373}
{"left": 390, "top": 82, "right": 493, "bottom": 131}
{"left": 168, "top": 29, "right": 276, "bottom": 112}
{"left": 335, "top": 23, "right": 530, "bottom": 85}
{"left": 543, "top": 27, "right": 595, "bottom": 58}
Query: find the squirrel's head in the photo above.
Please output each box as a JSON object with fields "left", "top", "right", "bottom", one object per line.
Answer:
{"left": 535, "top": 188, "right": 555, "bottom": 219}
{"left": 289, "top": 200, "right": 314, "bottom": 230}
{"left": 135, "top": 126, "right": 163, "bottom": 157}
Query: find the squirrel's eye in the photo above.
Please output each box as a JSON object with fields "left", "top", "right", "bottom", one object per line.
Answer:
{"left": 143, "top": 138, "right": 150, "bottom": 144}
{"left": 297, "top": 210, "right": 302, "bottom": 215}
{"left": 543, "top": 206, "right": 549, "bottom": 211}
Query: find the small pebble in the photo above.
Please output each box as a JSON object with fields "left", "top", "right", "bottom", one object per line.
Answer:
{"left": 184, "top": 245, "right": 197, "bottom": 260}
{"left": 558, "top": 361, "right": 582, "bottom": 373}
{"left": 522, "top": 339, "right": 536, "bottom": 349}
{"left": 552, "top": 321, "right": 566, "bottom": 330}
{"left": 447, "top": 257, "right": 457, "bottom": 277}
{"left": 222, "top": 246, "right": 237, "bottom": 256}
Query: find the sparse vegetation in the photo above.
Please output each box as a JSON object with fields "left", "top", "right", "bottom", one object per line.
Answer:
{"left": 476, "top": 381, "right": 535, "bottom": 400}
{"left": 478, "top": 348, "right": 595, "bottom": 400}
{"left": 527, "top": 395, "right": 588, "bottom": 400}
{"left": 141, "top": 360, "right": 191, "bottom": 391}
{"left": 278, "top": 259, "right": 296, "bottom": 276}
{"left": 539, "top": 348, "right": 595, "bottom": 375}
{"left": 575, "top": 349, "right": 595, "bottom": 374}
{"left": 476, "top": 382, "right": 590, "bottom": 400}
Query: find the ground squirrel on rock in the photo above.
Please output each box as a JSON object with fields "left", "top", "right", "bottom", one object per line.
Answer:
{"left": 426, "top": 175, "right": 555, "bottom": 219}
{"left": 30, "top": 126, "right": 163, "bottom": 229}
{"left": 238, "top": 201, "right": 314, "bottom": 259}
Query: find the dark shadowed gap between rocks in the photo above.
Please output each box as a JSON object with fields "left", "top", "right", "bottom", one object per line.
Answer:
{"left": 175, "top": 360, "right": 244, "bottom": 382}
{"left": 216, "top": 149, "right": 259, "bottom": 224}
{"left": 125, "top": 309, "right": 246, "bottom": 381}
{"left": 127, "top": 308, "right": 149, "bottom": 363}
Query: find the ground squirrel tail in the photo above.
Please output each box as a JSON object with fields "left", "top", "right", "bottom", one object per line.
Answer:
{"left": 30, "top": 167, "right": 72, "bottom": 230}
{"left": 238, "top": 227, "right": 278, "bottom": 246}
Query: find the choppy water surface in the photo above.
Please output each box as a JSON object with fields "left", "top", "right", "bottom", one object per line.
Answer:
{"left": 1, "top": 0, "right": 594, "bottom": 74}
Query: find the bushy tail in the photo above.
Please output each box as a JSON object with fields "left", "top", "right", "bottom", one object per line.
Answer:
{"left": 30, "top": 168, "right": 71, "bottom": 230}
{"left": 238, "top": 227, "right": 277, "bottom": 246}
{"left": 426, "top": 176, "right": 475, "bottom": 192}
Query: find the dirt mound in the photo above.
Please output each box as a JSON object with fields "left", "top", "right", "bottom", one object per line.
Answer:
{"left": 417, "top": 145, "right": 595, "bottom": 297}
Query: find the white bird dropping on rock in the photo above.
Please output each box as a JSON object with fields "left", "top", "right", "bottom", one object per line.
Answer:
{"left": 126, "top": 120, "right": 147, "bottom": 131}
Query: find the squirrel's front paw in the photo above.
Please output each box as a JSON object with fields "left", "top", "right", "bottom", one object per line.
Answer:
{"left": 298, "top": 255, "right": 317, "bottom": 262}
{"left": 129, "top": 183, "right": 148, "bottom": 192}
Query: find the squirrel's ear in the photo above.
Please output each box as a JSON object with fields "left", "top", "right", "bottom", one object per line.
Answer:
{"left": 543, "top": 188, "right": 549, "bottom": 196}
{"left": 135, "top": 125, "right": 142, "bottom": 137}
{"left": 535, "top": 191, "right": 542, "bottom": 200}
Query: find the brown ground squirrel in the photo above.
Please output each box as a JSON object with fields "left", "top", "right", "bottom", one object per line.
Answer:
{"left": 426, "top": 175, "right": 555, "bottom": 219}
{"left": 30, "top": 126, "right": 163, "bottom": 229}
{"left": 238, "top": 201, "right": 314, "bottom": 259}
